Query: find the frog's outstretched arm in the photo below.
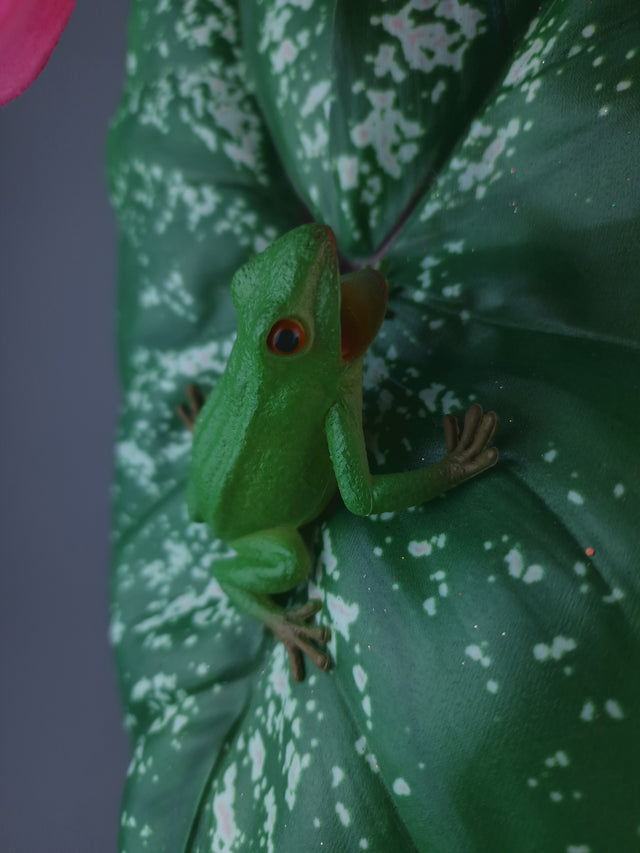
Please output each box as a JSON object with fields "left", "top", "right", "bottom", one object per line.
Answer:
{"left": 325, "top": 402, "right": 498, "bottom": 515}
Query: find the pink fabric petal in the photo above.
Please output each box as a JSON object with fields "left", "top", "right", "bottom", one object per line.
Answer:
{"left": 0, "top": 0, "right": 75, "bottom": 106}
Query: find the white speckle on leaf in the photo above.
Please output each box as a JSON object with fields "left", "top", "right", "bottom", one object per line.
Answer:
{"left": 336, "top": 802, "right": 351, "bottom": 826}
{"left": 326, "top": 594, "right": 359, "bottom": 642}
{"left": 453, "top": 118, "right": 520, "bottom": 194}
{"left": 300, "top": 80, "right": 331, "bottom": 117}
{"left": 602, "top": 586, "right": 625, "bottom": 604}
{"left": 212, "top": 764, "right": 239, "bottom": 849}
{"left": 418, "top": 382, "right": 445, "bottom": 412}
{"left": 580, "top": 700, "right": 596, "bottom": 722}
{"left": 442, "top": 282, "right": 462, "bottom": 298}
{"left": 534, "top": 636, "right": 577, "bottom": 662}
{"left": 332, "top": 766, "right": 344, "bottom": 788}
{"left": 116, "top": 441, "right": 158, "bottom": 496}
{"left": 605, "top": 699, "right": 624, "bottom": 719}
{"left": 523, "top": 564, "right": 544, "bottom": 584}
{"left": 372, "top": 2, "right": 486, "bottom": 75}
{"left": 353, "top": 664, "right": 368, "bottom": 693}
{"left": 366, "top": 43, "right": 405, "bottom": 82}
{"left": 300, "top": 120, "right": 329, "bottom": 158}
{"left": 431, "top": 79, "right": 447, "bottom": 102}
{"left": 337, "top": 155, "right": 358, "bottom": 190}
{"left": 505, "top": 547, "right": 524, "bottom": 578}
{"left": 350, "top": 89, "right": 421, "bottom": 178}
{"left": 263, "top": 787, "right": 276, "bottom": 851}
{"left": 423, "top": 597, "right": 437, "bottom": 616}
{"left": 504, "top": 37, "right": 544, "bottom": 86}
{"left": 393, "top": 778, "right": 411, "bottom": 796}
{"left": 319, "top": 527, "right": 338, "bottom": 578}
{"left": 441, "top": 389, "right": 462, "bottom": 414}
{"left": 110, "top": 613, "right": 125, "bottom": 645}
{"left": 285, "top": 749, "right": 311, "bottom": 810}
{"left": 545, "top": 750, "right": 570, "bottom": 767}
{"left": 408, "top": 539, "right": 432, "bottom": 557}
{"left": 249, "top": 731, "right": 266, "bottom": 782}
{"left": 130, "top": 672, "right": 176, "bottom": 704}
{"left": 567, "top": 490, "right": 584, "bottom": 505}
{"left": 466, "top": 644, "right": 491, "bottom": 668}
{"left": 271, "top": 38, "right": 298, "bottom": 73}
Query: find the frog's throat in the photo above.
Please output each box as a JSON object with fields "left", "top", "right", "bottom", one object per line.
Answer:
{"left": 340, "top": 268, "right": 388, "bottom": 363}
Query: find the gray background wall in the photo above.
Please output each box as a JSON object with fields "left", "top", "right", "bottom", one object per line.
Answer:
{"left": 1, "top": 3, "right": 132, "bottom": 849}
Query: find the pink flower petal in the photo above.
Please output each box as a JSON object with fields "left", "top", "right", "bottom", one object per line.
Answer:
{"left": 0, "top": 0, "right": 75, "bottom": 106}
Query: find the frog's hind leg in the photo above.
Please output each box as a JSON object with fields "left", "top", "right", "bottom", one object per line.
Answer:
{"left": 217, "top": 527, "right": 331, "bottom": 682}
{"left": 176, "top": 384, "right": 206, "bottom": 431}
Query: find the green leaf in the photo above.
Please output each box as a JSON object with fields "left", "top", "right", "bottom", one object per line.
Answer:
{"left": 241, "top": 0, "right": 540, "bottom": 257}
{"left": 107, "top": 1, "right": 640, "bottom": 851}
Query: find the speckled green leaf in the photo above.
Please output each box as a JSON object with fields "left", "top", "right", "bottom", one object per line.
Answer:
{"left": 108, "top": 1, "right": 640, "bottom": 851}
{"left": 241, "top": 0, "right": 540, "bottom": 258}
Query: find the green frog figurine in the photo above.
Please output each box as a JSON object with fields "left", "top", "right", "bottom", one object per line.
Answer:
{"left": 179, "top": 224, "right": 498, "bottom": 680}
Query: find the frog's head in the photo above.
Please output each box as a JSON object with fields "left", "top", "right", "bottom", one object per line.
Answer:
{"left": 231, "top": 224, "right": 387, "bottom": 372}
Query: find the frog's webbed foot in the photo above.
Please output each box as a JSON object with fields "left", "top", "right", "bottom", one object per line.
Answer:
{"left": 441, "top": 403, "right": 499, "bottom": 486}
{"left": 268, "top": 599, "right": 331, "bottom": 682}
{"left": 176, "top": 384, "right": 206, "bottom": 432}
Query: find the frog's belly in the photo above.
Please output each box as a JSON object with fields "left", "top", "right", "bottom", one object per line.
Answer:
{"left": 188, "top": 427, "right": 338, "bottom": 541}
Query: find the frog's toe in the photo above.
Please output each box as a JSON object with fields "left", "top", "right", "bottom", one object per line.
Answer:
{"left": 288, "top": 599, "right": 331, "bottom": 643}
{"left": 291, "top": 636, "right": 331, "bottom": 678}
{"left": 283, "top": 641, "right": 330, "bottom": 682}
{"left": 280, "top": 632, "right": 331, "bottom": 681}
{"left": 270, "top": 606, "right": 332, "bottom": 681}
{"left": 285, "top": 646, "right": 305, "bottom": 682}
{"left": 288, "top": 598, "right": 323, "bottom": 621}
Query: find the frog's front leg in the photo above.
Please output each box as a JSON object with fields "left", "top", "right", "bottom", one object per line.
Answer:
{"left": 215, "top": 527, "right": 331, "bottom": 682}
{"left": 326, "top": 401, "right": 498, "bottom": 514}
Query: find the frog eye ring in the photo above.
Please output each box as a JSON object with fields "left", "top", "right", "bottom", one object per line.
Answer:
{"left": 266, "top": 318, "right": 307, "bottom": 355}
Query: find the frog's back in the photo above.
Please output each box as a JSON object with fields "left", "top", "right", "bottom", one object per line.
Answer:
{"left": 186, "top": 367, "right": 337, "bottom": 541}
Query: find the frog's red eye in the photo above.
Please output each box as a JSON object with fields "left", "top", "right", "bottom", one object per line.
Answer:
{"left": 266, "top": 318, "right": 307, "bottom": 355}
